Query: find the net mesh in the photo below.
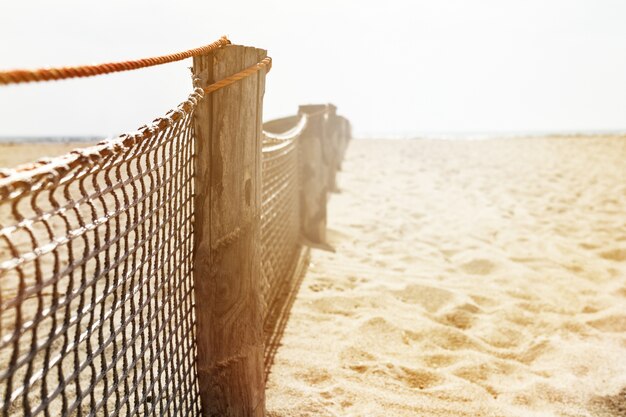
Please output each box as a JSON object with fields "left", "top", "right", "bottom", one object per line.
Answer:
{"left": 260, "top": 133, "right": 304, "bottom": 361}
{"left": 0, "top": 74, "right": 343, "bottom": 413}
{"left": 0, "top": 89, "right": 204, "bottom": 417}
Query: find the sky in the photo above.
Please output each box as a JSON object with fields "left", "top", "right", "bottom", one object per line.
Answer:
{"left": 1, "top": 0, "right": 626, "bottom": 138}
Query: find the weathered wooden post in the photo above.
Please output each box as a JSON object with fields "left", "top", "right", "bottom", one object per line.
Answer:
{"left": 297, "top": 104, "right": 329, "bottom": 244}
{"left": 337, "top": 116, "right": 352, "bottom": 168}
{"left": 323, "top": 103, "right": 340, "bottom": 192}
{"left": 192, "top": 44, "right": 267, "bottom": 417}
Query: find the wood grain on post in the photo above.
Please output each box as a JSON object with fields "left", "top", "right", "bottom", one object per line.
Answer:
{"left": 297, "top": 104, "right": 329, "bottom": 244}
{"left": 192, "top": 44, "right": 267, "bottom": 417}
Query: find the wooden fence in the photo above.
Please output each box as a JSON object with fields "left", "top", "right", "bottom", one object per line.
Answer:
{"left": 191, "top": 45, "right": 351, "bottom": 415}
{"left": 0, "top": 42, "right": 350, "bottom": 416}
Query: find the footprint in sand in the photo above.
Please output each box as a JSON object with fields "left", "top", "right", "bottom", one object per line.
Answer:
{"left": 589, "top": 387, "right": 626, "bottom": 417}
{"left": 514, "top": 339, "right": 552, "bottom": 364}
{"left": 419, "top": 353, "right": 459, "bottom": 369}
{"left": 392, "top": 365, "right": 443, "bottom": 390}
{"left": 294, "top": 367, "right": 332, "bottom": 386}
{"left": 347, "top": 359, "right": 444, "bottom": 391}
{"left": 340, "top": 346, "right": 378, "bottom": 375}
{"left": 469, "top": 294, "right": 500, "bottom": 308}
{"left": 587, "top": 314, "right": 626, "bottom": 333}
{"left": 310, "top": 296, "right": 364, "bottom": 317}
{"left": 319, "top": 387, "right": 355, "bottom": 409}
{"left": 477, "top": 325, "right": 526, "bottom": 349}
{"left": 454, "top": 359, "right": 522, "bottom": 398}
{"left": 599, "top": 248, "right": 626, "bottom": 262}
{"left": 309, "top": 282, "right": 333, "bottom": 292}
{"left": 429, "top": 327, "right": 483, "bottom": 351}
{"left": 440, "top": 248, "right": 460, "bottom": 259}
{"left": 437, "top": 303, "right": 480, "bottom": 330}
{"left": 393, "top": 284, "right": 455, "bottom": 313}
{"left": 460, "top": 258, "right": 497, "bottom": 275}
{"left": 340, "top": 346, "right": 377, "bottom": 364}
{"left": 579, "top": 242, "right": 599, "bottom": 250}
{"left": 308, "top": 277, "right": 348, "bottom": 292}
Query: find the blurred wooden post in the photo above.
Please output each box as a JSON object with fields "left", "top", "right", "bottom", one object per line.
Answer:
{"left": 324, "top": 103, "right": 339, "bottom": 192}
{"left": 297, "top": 104, "right": 329, "bottom": 244}
{"left": 192, "top": 44, "right": 267, "bottom": 417}
{"left": 336, "top": 115, "right": 351, "bottom": 170}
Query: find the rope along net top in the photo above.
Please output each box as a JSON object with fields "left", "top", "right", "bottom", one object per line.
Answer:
{"left": 260, "top": 116, "right": 307, "bottom": 342}
{"left": 0, "top": 93, "right": 202, "bottom": 417}
{"left": 0, "top": 37, "right": 231, "bottom": 85}
{"left": 259, "top": 116, "right": 311, "bottom": 378}
{"left": 0, "top": 39, "right": 271, "bottom": 416}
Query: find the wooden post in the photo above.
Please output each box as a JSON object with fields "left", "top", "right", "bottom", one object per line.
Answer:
{"left": 192, "top": 44, "right": 267, "bottom": 417}
{"left": 343, "top": 117, "right": 352, "bottom": 164}
{"left": 324, "top": 104, "right": 340, "bottom": 192}
{"left": 337, "top": 116, "right": 352, "bottom": 168}
{"left": 297, "top": 104, "right": 329, "bottom": 244}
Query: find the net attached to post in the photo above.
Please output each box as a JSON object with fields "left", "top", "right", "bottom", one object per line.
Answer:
{"left": 0, "top": 88, "right": 204, "bottom": 417}
{"left": 260, "top": 116, "right": 309, "bottom": 373}
{"left": 0, "top": 34, "right": 345, "bottom": 412}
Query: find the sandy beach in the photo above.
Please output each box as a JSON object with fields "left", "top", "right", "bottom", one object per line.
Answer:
{"left": 265, "top": 137, "right": 626, "bottom": 417}
{"left": 1, "top": 137, "right": 626, "bottom": 416}
{"left": 0, "top": 142, "right": 96, "bottom": 169}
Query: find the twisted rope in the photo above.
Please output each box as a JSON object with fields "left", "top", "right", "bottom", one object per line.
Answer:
{"left": 263, "top": 114, "right": 308, "bottom": 146}
{"left": 0, "top": 56, "right": 272, "bottom": 198}
{"left": 203, "top": 57, "right": 272, "bottom": 94}
{"left": 0, "top": 89, "right": 205, "bottom": 199}
{"left": 0, "top": 41, "right": 272, "bottom": 199}
{"left": 0, "top": 36, "right": 232, "bottom": 85}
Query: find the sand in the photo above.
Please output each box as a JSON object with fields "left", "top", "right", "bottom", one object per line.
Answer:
{"left": 0, "top": 142, "right": 95, "bottom": 169}
{"left": 265, "top": 137, "right": 626, "bottom": 417}
{"left": 2, "top": 138, "right": 626, "bottom": 416}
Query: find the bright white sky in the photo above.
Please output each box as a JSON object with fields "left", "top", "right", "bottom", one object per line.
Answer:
{"left": 1, "top": 0, "right": 626, "bottom": 137}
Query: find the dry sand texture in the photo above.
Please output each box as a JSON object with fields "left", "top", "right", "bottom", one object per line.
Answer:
{"left": 266, "top": 138, "right": 626, "bottom": 417}
{"left": 0, "top": 142, "right": 93, "bottom": 169}
{"left": 1, "top": 138, "right": 626, "bottom": 416}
